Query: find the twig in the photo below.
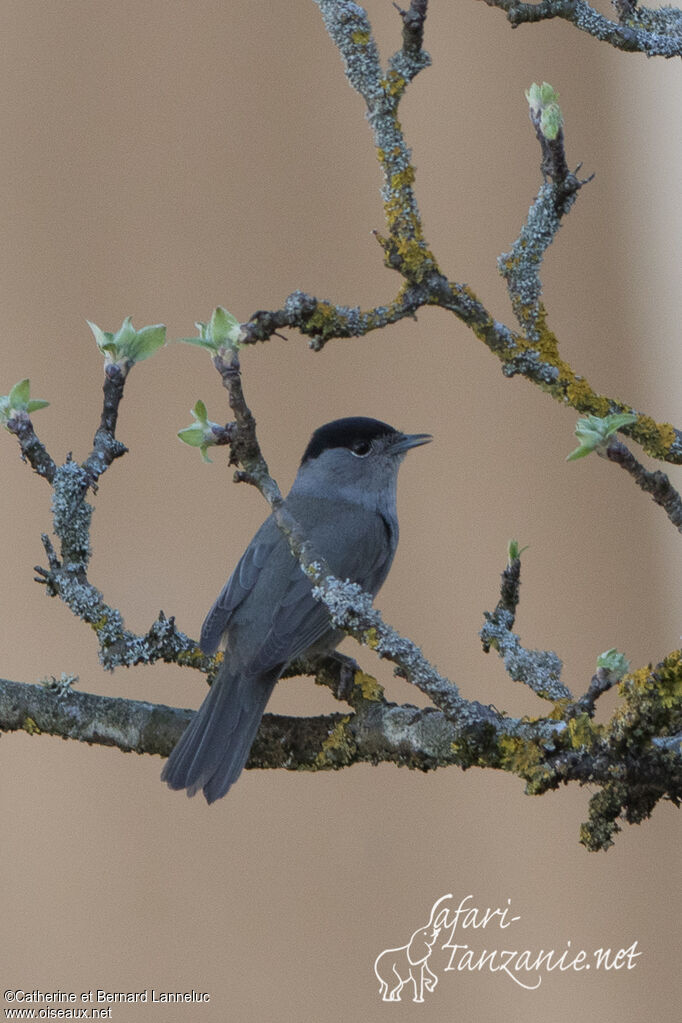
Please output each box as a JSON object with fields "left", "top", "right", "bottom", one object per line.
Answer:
{"left": 604, "top": 438, "right": 682, "bottom": 532}
{"left": 6, "top": 412, "right": 57, "bottom": 483}
{"left": 237, "top": 5, "right": 682, "bottom": 468}
{"left": 393, "top": 0, "right": 429, "bottom": 58}
{"left": 479, "top": 0, "right": 682, "bottom": 59}
{"left": 480, "top": 552, "right": 571, "bottom": 701}
{"left": 571, "top": 667, "right": 617, "bottom": 717}
{"left": 82, "top": 364, "right": 129, "bottom": 485}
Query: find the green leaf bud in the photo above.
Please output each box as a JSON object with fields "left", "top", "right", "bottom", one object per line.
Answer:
{"left": 596, "top": 648, "right": 630, "bottom": 682}
{"left": 507, "top": 539, "right": 529, "bottom": 563}
{"left": 88, "top": 317, "right": 166, "bottom": 369}
{"left": 525, "top": 81, "right": 564, "bottom": 140}
{"left": 566, "top": 412, "right": 637, "bottom": 461}
{"left": 0, "top": 378, "right": 50, "bottom": 426}
{"left": 178, "top": 306, "right": 243, "bottom": 354}
{"left": 177, "top": 400, "right": 224, "bottom": 463}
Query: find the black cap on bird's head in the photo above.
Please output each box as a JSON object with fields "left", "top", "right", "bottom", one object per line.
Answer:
{"left": 300, "top": 417, "right": 431, "bottom": 465}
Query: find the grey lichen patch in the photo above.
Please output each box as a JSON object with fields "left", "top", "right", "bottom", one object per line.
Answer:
{"left": 315, "top": 1, "right": 385, "bottom": 106}
{"left": 480, "top": 609, "right": 570, "bottom": 701}
{"left": 576, "top": 3, "right": 682, "bottom": 58}
{"left": 312, "top": 576, "right": 375, "bottom": 630}
{"left": 396, "top": 705, "right": 456, "bottom": 762}
{"left": 51, "top": 460, "right": 93, "bottom": 566}
{"left": 311, "top": 573, "right": 465, "bottom": 718}
{"left": 389, "top": 48, "right": 431, "bottom": 83}
{"left": 501, "top": 349, "right": 560, "bottom": 384}
{"left": 498, "top": 184, "right": 564, "bottom": 338}
{"left": 39, "top": 672, "right": 78, "bottom": 696}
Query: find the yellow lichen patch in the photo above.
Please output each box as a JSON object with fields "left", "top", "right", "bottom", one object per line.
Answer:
{"left": 613, "top": 650, "right": 682, "bottom": 742}
{"left": 381, "top": 186, "right": 419, "bottom": 230}
{"left": 302, "top": 300, "right": 352, "bottom": 343}
{"left": 549, "top": 698, "right": 572, "bottom": 720}
{"left": 363, "top": 627, "right": 380, "bottom": 650}
{"left": 395, "top": 237, "right": 429, "bottom": 273}
{"left": 23, "top": 716, "right": 41, "bottom": 735}
{"left": 497, "top": 734, "right": 545, "bottom": 780}
{"left": 564, "top": 378, "right": 610, "bottom": 413}
{"left": 390, "top": 166, "right": 416, "bottom": 192}
{"left": 632, "top": 414, "right": 677, "bottom": 460}
{"left": 567, "top": 713, "right": 602, "bottom": 749}
{"left": 529, "top": 307, "right": 561, "bottom": 359}
{"left": 91, "top": 615, "right": 109, "bottom": 633}
{"left": 306, "top": 300, "right": 336, "bottom": 330}
{"left": 353, "top": 670, "right": 384, "bottom": 703}
{"left": 176, "top": 645, "right": 217, "bottom": 670}
{"left": 382, "top": 236, "right": 440, "bottom": 285}
{"left": 635, "top": 650, "right": 682, "bottom": 710}
{"left": 380, "top": 72, "right": 407, "bottom": 99}
{"left": 315, "top": 716, "right": 356, "bottom": 768}
{"left": 621, "top": 650, "right": 682, "bottom": 701}
{"left": 351, "top": 29, "right": 370, "bottom": 45}
{"left": 621, "top": 663, "right": 656, "bottom": 696}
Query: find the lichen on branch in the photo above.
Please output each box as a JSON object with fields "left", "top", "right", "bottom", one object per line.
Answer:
{"left": 480, "top": 0, "right": 682, "bottom": 59}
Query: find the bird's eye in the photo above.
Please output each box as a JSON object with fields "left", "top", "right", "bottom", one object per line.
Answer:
{"left": 350, "top": 439, "right": 372, "bottom": 457}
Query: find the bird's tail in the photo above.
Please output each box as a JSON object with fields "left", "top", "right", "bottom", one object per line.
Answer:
{"left": 161, "top": 664, "right": 278, "bottom": 803}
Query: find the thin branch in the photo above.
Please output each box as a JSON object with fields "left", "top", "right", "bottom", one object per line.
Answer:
{"left": 571, "top": 667, "right": 618, "bottom": 717}
{"left": 82, "top": 363, "right": 129, "bottom": 485}
{"left": 6, "top": 412, "right": 57, "bottom": 483}
{"left": 393, "top": 0, "right": 429, "bottom": 60}
{"left": 482, "top": 554, "right": 522, "bottom": 648}
{"left": 604, "top": 438, "right": 682, "bottom": 532}
{"left": 315, "top": 0, "right": 442, "bottom": 288}
{"left": 2, "top": 361, "right": 214, "bottom": 675}
{"left": 479, "top": 554, "right": 572, "bottom": 701}
{"left": 237, "top": 4, "right": 682, "bottom": 468}
{"left": 479, "top": 0, "right": 682, "bottom": 58}
{"left": 241, "top": 287, "right": 426, "bottom": 351}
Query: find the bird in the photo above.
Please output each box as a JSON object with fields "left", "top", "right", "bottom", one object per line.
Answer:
{"left": 161, "top": 416, "right": 432, "bottom": 803}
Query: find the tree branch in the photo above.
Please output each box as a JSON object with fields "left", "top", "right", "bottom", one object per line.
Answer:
{"left": 3, "top": 640, "right": 680, "bottom": 852}
{"left": 6, "top": 412, "right": 57, "bottom": 483}
{"left": 393, "top": 0, "right": 429, "bottom": 61}
{"left": 479, "top": 0, "right": 682, "bottom": 58}
{"left": 2, "top": 0, "right": 681, "bottom": 852}
{"left": 480, "top": 554, "right": 572, "bottom": 701}
{"left": 81, "top": 363, "right": 129, "bottom": 485}
{"left": 603, "top": 438, "right": 682, "bottom": 532}
{"left": 236, "top": 4, "right": 682, "bottom": 469}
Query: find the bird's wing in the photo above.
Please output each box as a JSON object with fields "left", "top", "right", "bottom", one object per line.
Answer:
{"left": 200, "top": 498, "right": 394, "bottom": 670}
{"left": 246, "top": 566, "right": 333, "bottom": 676}
{"left": 199, "top": 522, "right": 277, "bottom": 655}
{"left": 247, "top": 503, "right": 394, "bottom": 676}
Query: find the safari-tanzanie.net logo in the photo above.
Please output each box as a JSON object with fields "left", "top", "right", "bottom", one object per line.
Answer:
{"left": 373, "top": 893, "right": 640, "bottom": 1002}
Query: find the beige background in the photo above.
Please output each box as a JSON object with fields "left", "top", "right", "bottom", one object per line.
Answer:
{"left": 1, "top": 2, "right": 680, "bottom": 1020}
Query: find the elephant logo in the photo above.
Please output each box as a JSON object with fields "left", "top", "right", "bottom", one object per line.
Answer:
{"left": 374, "top": 894, "right": 452, "bottom": 1002}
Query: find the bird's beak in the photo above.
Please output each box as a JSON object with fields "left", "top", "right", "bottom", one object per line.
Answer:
{"left": 391, "top": 432, "right": 433, "bottom": 455}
